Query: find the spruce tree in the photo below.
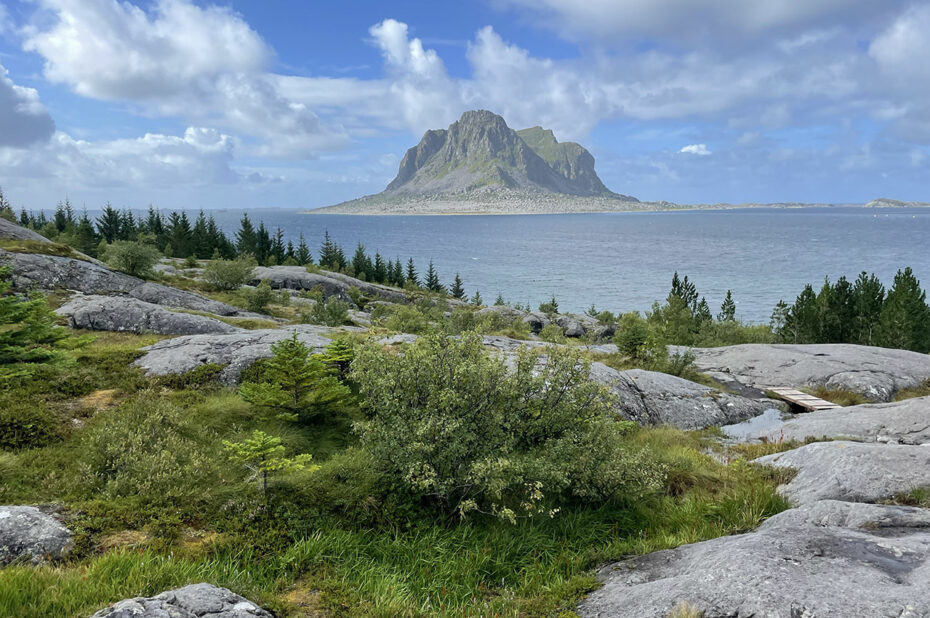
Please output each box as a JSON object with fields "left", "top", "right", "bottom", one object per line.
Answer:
{"left": 0, "top": 267, "right": 68, "bottom": 371}
{"left": 255, "top": 221, "right": 272, "bottom": 265}
{"left": 406, "top": 258, "right": 419, "bottom": 286}
{"left": 494, "top": 293, "right": 505, "bottom": 306}
{"left": 74, "top": 209, "right": 99, "bottom": 256}
{"left": 352, "top": 243, "right": 371, "bottom": 279}
{"left": 718, "top": 290, "right": 736, "bottom": 322}
{"left": 788, "top": 284, "right": 820, "bottom": 343}
{"left": 296, "top": 233, "right": 312, "bottom": 265}
{"left": 236, "top": 213, "right": 258, "bottom": 257}
{"left": 450, "top": 273, "right": 466, "bottom": 300}
{"left": 239, "top": 331, "right": 351, "bottom": 422}
{"left": 851, "top": 271, "right": 885, "bottom": 346}
{"left": 96, "top": 203, "right": 122, "bottom": 243}
{"left": 425, "top": 260, "right": 443, "bottom": 292}
{"left": 471, "top": 290, "right": 483, "bottom": 306}
{"left": 373, "top": 253, "right": 387, "bottom": 283}
{"left": 192, "top": 211, "right": 212, "bottom": 259}
{"left": 877, "top": 267, "right": 930, "bottom": 352}
{"left": 319, "top": 231, "right": 336, "bottom": 269}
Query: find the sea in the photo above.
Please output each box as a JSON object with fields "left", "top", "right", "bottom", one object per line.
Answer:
{"left": 173, "top": 207, "right": 927, "bottom": 323}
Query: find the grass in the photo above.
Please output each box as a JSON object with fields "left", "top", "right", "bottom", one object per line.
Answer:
{"left": 0, "top": 324, "right": 792, "bottom": 617}
{"left": 802, "top": 386, "right": 869, "bottom": 407}
{"left": 0, "top": 238, "right": 89, "bottom": 261}
{"left": 894, "top": 378, "right": 930, "bottom": 401}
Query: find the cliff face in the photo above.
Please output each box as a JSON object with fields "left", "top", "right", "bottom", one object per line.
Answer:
{"left": 383, "top": 110, "right": 624, "bottom": 198}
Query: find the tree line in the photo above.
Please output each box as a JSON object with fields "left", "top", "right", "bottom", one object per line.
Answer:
{"left": 5, "top": 198, "right": 470, "bottom": 297}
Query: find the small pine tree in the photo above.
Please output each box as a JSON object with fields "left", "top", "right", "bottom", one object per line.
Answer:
{"left": 450, "top": 273, "right": 466, "bottom": 300}
{"left": 296, "top": 233, "right": 312, "bottom": 265}
{"left": 425, "top": 260, "right": 443, "bottom": 293}
{"left": 223, "top": 430, "right": 316, "bottom": 495}
{"left": 236, "top": 214, "right": 258, "bottom": 256}
{"left": 494, "top": 293, "right": 505, "bottom": 306}
{"left": 539, "top": 295, "right": 559, "bottom": 315}
{"left": 471, "top": 290, "right": 483, "bottom": 306}
{"left": 239, "top": 331, "right": 351, "bottom": 422}
{"left": 318, "top": 339, "right": 354, "bottom": 378}
{"left": 718, "top": 290, "right": 736, "bottom": 322}
{"left": 373, "top": 253, "right": 387, "bottom": 283}
{"left": 406, "top": 258, "right": 419, "bottom": 286}
{"left": 877, "top": 267, "right": 930, "bottom": 352}
{"left": 0, "top": 267, "right": 68, "bottom": 374}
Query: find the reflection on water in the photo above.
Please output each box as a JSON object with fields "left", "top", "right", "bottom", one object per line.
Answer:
{"left": 721, "top": 408, "right": 791, "bottom": 441}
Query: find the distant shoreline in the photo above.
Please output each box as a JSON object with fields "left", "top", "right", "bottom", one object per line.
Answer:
{"left": 302, "top": 199, "right": 930, "bottom": 216}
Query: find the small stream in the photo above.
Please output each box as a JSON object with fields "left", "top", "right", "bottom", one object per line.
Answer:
{"left": 720, "top": 408, "right": 792, "bottom": 441}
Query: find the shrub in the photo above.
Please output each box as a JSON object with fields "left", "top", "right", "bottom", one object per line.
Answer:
{"left": 79, "top": 395, "right": 215, "bottom": 506}
{"left": 614, "top": 312, "right": 649, "bottom": 359}
{"left": 104, "top": 241, "right": 162, "bottom": 278}
{"left": 0, "top": 399, "right": 58, "bottom": 450}
{"left": 303, "top": 297, "right": 350, "bottom": 327}
{"left": 538, "top": 296, "right": 559, "bottom": 315}
{"left": 378, "top": 304, "right": 431, "bottom": 334}
{"left": 351, "top": 332, "right": 663, "bottom": 522}
{"left": 0, "top": 267, "right": 69, "bottom": 380}
{"left": 202, "top": 256, "right": 257, "bottom": 290}
{"left": 244, "top": 280, "right": 275, "bottom": 313}
{"left": 538, "top": 323, "right": 566, "bottom": 343}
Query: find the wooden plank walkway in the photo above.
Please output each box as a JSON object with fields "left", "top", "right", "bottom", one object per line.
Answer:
{"left": 767, "top": 387, "right": 842, "bottom": 411}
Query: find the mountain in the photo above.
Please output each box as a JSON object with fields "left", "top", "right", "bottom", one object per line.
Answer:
{"left": 314, "top": 110, "right": 636, "bottom": 214}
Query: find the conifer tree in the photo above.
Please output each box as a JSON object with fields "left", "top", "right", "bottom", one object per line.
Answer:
{"left": 352, "top": 243, "right": 371, "bottom": 279}
{"left": 373, "top": 253, "right": 387, "bottom": 283}
{"left": 495, "top": 293, "right": 505, "bottom": 306}
{"left": 877, "top": 267, "right": 930, "bottom": 352}
{"left": 788, "top": 284, "right": 820, "bottom": 343}
{"left": 319, "top": 231, "right": 337, "bottom": 269}
{"left": 74, "top": 209, "right": 99, "bottom": 256}
{"left": 471, "top": 290, "right": 482, "bottom": 306}
{"left": 296, "top": 233, "right": 312, "bottom": 265}
{"left": 223, "top": 430, "right": 316, "bottom": 495}
{"left": 718, "top": 290, "right": 736, "bottom": 322}
{"left": 192, "top": 211, "right": 212, "bottom": 259}
{"left": 0, "top": 267, "right": 68, "bottom": 372}
{"left": 119, "top": 209, "right": 137, "bottom": 240}
{"left": 255, "top": 221, "right": 272, "bottom": 265}
{"left": 450, "top": 273, "right": 466, "bottom": 300}
{"left": 406, "top": 258, "right": 419, "bottom": 286}
{"left": 239, "top": 331, "right": 351, "bottom": 422}
{"left": 425, "top": 260, "right": 443, "bottom": 292}
{"left": 851, "top": 271, "right": 885, "bottom": 346}
{"left": 236, "top": 213, "right": 258, "bottom": 257}
{"left": 96, "top": 203, "right": 122, "bottom": 243}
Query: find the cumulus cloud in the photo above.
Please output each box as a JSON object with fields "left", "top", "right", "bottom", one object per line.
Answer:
{"left": 679, "top": 144, "right": 711, "bottom": 156}
{"left": 22, "top": 0, "right": 346, "bottom": 158}
{"left": 0, "top": 62, "right": 56, "bottom": 148}
{"left": 498, "top": 0, "right": 908, "bottom": 46}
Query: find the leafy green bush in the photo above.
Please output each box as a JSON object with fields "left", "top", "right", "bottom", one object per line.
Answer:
{"left": 103, "top": 240, "right": 162, "bottom": 278}
{"left": 352, "top": 332, "right": 664, "bottom": 522}
{"left": 202, "top": 256, "right": 256, "bottom": 290}
{"left": 614, "top": 312, "right": 650, "bottom": 359}
{"left": 244, "top": 280, "right": 275, "bottom": 313}
{"left": 0, "top": 399, "right": 58, "bottom": 450}
{"left": 539, "top": 323, "right": 566, "bottom": 343}
{"left": 377, "top": 304, "right": 431, "bottom": 334}
{"left": 79, "top": 395, "right": 216, "bottom": 506}
{"left": 302, "top": 297, "right": 350, "bottom": 327}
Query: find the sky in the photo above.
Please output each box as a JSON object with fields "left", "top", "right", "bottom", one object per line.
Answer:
{"left": 0, "top": 0, "right": 929, "bottom": 211}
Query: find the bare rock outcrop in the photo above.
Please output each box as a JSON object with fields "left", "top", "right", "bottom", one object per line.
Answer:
{"left": 0, "top": 505, "right": 72, "bottom": 566}
{"left": 250, "top": 265, "right": 407, "bottom": 303}
{"left": 680, "top": 343, "right": 930, "bottom": 401}
{"left": 57, "top": 295, "right": 239, "bottom": 336}
{"left": 579, "top": 500, "right": 930, "bottom": 618}
{"left": 89, "top": 583, "right": 272, "bottom": 618}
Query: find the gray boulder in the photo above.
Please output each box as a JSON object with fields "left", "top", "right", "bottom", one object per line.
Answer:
{"left": 0, "top": 506, "right": 72, "bottom": 565}
{"left": 521, "top": 311, "right": 550, "bottom": 334}
{"left": 733, "top": 396, "right": 930, "bottom": 445}
{"left": 579, "top": 500, "right": 930, "bottom": 618}
{"left": 555, "top": 315, "right": 586, "bottom": 338}
{"left": 589, "top": 363, "right": 774, "bottom": 429}
{"left": 133, "top": 325, "right": 364, "bottom": 383}
{"left": 250, "top": 266, "right": 407, "bottom": 303}
{"left": 754, "top": 441, "right": 930, "bottom": 505}
{"left": 0, "top": 218, "right": 50, "bottom": 242}
{"left": 680, "top": 343, "right": 930, "bottom": 401}
{"left": 90, "top": 583, "right": 272, "bottom": 618}
{"left": 1, "top": 250, "right": 248, "bottom": 317}
{"left": 57, "top": 295, "right": 239, "bottom": 336}
{"left": 477, "top": 304, "right": 525, "bottom": 323}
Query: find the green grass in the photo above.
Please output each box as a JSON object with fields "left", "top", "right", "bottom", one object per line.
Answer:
{"left": 802, "top": 386, "right": 869, "bottom": 407}
{"left": 894, "top": 379, "right": 930, "bottom": 401}
{"left": 0, "top": 238, "right": 88, "bottom": 261}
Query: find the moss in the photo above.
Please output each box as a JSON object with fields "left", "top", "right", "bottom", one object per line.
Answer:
{"left": 0, "top": 238, "right": 90, "bottom": 260}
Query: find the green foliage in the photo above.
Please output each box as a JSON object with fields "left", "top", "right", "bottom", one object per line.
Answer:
{"left": 202, "top": 255, "right": 256, "bottom": 290}
{"left": 78, "top": 396, "right": 216, "bottom": 507}
{"left": 450, "top": 272, "right": 466, "bottom": 300}
{"left": 538, "top": 295, "right": 559, "bottom": 315}
{"left": 303, "top": 297, "right": 350, "bottom": 327}
{"left": 614, "top": 312, "right": 650, "bottom": 359}
{"left": 0, "top": 267, "right": 68, "bottom": 379}
{"left": 317, "top": 339, "right": 354, "bottom": 378}
{"left": 376, "top": 303, "right": 432, "bottom": 334}
{"left": 539, "top": 323, "right": 566, "bottom": 343}
{"left": 471, "top": 290, "right": 483, "bottom": 306}
{"left": 244, "top": 279, "right": 275, "bottom": 313}
{"left": 352, "top": 332, "right": 664, "bottom": 521}
{"left": 894, "top": 378, "right": 930, "bottom": 402}
{"left": 103, "top": 240, "right": 162, "bottom": 278}
{"left": 718, "top": 290, "right": 736, "bottom": 321}
{"left": 239, "top": 331, "right": 351, "bottom": 423}
{"left": 424, "top": 260, "right": 444, "bottom": 293}
{"left": 0, "top": 399, "right": 58, "bottom": 450}
{"left": 223, "top": 430, "right": 317, "bottom": 494}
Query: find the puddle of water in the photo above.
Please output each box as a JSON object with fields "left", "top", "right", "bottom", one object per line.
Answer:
{"left": 721, "top": 408, "right": 792, "bottom": 441}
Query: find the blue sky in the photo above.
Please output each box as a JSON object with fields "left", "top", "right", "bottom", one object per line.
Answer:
{"left": 1, "top": 0, "right": 929, "bottom": 211}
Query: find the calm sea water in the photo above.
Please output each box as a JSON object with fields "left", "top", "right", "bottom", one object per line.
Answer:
{"left": 192, "top": 207, "right": 930, "bottom": 323}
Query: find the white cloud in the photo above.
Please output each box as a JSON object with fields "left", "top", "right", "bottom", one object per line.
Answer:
{"left": 0, "top": 61, "right": 56, "bottom": 147}
{"left": 499, "top": 0, "right": 907, "bottom": 46}
{"left": 0, "top": 4, "right": 10, "bottom": 35}
{"left": 870, "top": 5, "right": 930, "bottom": 88}
{"left": 22, "top": 0, "right": 346, "bottom": 158}
{"left": 679, "top": 144, "right": 711, "bottom": 156}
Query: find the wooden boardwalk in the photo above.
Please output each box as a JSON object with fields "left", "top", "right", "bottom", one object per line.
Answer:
{"left": 767, "top": 388, "right": 842, "bottom": 411}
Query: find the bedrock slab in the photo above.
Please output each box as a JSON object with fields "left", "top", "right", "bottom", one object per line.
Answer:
{"left": 579, "top": 500, "right": 930, "bottom": 618}
{"left": 57, "top": 295, "right": 239, "bottom": 336}
{"left": 677, "top": 343, "right": 930, "bottom": 401}
{"left": 89, "top": 583, "right": 272, "bottom": 618}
